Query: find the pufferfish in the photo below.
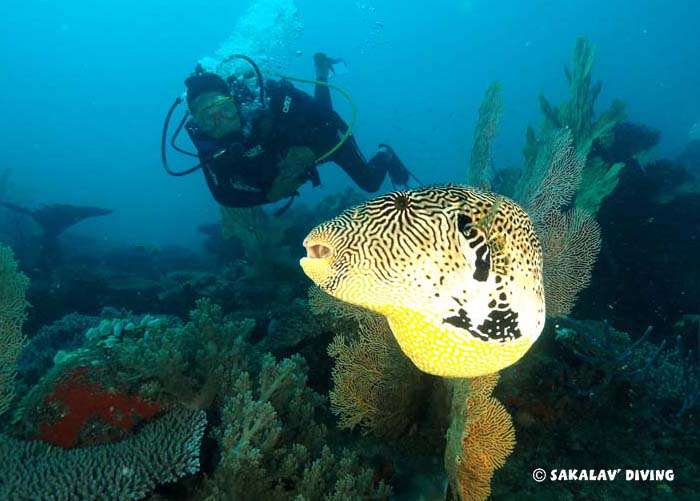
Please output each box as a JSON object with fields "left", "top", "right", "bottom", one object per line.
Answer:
{"left": 300, "top": 185, "right": 545, "bottom": 378}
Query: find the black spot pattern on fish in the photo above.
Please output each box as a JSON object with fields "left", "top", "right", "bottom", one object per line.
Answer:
{"left": 443, "top": 308, "right": 475, "bottom": 333}
{"left": 473, "top": 244, "right": 490, "bottom": 282}
{"left": 457, "top": 213, "right": 472, "bottom": 233}
{"left": 477, "top": 308, "right": 522, "bottom": 343}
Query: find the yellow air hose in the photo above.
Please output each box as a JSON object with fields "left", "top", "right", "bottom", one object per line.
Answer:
{"left": 277, "top": 75, "right": 358, "bottom": 164}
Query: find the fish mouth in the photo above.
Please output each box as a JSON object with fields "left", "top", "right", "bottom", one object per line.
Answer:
{"left": 300, "top": 239, "right": 335, "bottom": 285}
{"left": 304, "top": 241, "right": 333, "bottom": 259}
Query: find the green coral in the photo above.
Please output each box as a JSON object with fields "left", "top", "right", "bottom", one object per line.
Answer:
{"left": 199, "top": 354, "right": 390, "bottom": 500}
{"left": 536, "top": 36, "right": 627, "bottom": 215}
{"left": 0, "top": 243, "right": 29, "bottom": 416}
{"left": 15, "top": 298, "right": 389, "bottom": 499}
{"left": 105, "top": 299, "right": 254, "bottom": 407}
{"left": 574, "top": 157, "right": 625, "bottom": 214}
{"left": 468, "top": 81, "right": 502, "bottom": 190}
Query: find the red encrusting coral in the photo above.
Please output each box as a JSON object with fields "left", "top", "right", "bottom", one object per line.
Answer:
{"left": 36, "top": 366, "right": 161, "bottom": 448}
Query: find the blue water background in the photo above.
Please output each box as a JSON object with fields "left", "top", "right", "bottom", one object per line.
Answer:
{"left": 1, "top": 0, "right": 698, "bottom": 248}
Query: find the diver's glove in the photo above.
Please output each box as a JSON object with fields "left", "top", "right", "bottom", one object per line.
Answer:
{"left": 378, "top": 144, "right": 410, "bottom": 187}
{"left": 267, "top": 146, "right": 317, "bottom": 202}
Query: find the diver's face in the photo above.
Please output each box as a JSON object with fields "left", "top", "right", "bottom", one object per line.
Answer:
{"left": 191, "top": 91, "right": 241, "bottom": 139}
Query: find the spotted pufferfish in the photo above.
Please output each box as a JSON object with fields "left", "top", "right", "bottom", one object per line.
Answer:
{"left": 300, "top": 185, "right": 545, "bottom": 378}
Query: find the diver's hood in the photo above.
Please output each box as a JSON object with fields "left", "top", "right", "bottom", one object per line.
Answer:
{"left": 184, "top": 72, "right": 230, "bottom": 110}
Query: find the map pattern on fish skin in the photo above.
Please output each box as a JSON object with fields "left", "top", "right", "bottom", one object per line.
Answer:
{"left": 300, "top": 185, "right": 545, "bottom": 377}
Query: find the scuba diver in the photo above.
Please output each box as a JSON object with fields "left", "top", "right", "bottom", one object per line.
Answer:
{"left": 162, "top": 53, "right": 413, "bottom": 211}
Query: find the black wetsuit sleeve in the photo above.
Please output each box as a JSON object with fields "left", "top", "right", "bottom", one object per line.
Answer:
{"left": 186, "top": 121, "right": 273, "bottom": 208}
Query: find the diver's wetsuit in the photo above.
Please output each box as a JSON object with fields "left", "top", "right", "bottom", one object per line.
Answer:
{"left": 186, "top": 78, "right": 398, "bottom": 207}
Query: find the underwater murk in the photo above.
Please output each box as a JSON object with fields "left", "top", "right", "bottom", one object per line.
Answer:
{"left": 1, "top": 1, "right": 699, "bottom": 500}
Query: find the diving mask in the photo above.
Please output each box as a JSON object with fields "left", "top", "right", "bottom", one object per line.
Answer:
{"left": 191, "top": 91, "right": 241, "bottom": 139}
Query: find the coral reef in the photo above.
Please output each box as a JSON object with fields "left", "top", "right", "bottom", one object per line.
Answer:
{"left": 512, "top": 129, "right": 601, "bottom": 318}
{"left": 535, "top": 37, "right": 627, "bottom": 215}
{"left": 35, "top": 366, "right": 162, "bottom": 448}
{"left": 493, "top": 318, "right": 699, "bottom": 499}
{"left": 16, "top": 312, "right": 100, "bottom": 390}
{"left": 445, "top": 375, "right": 515, "bottom": 501}
{"left": 0, "top": 408, "right": 206, "bottom": 500}
{"left": 327, "top": 313, "right": 426, "bottom": 438}
{"left": 0, "top": 243, "right": 29, "bottom": 416}
{"left": 1, "top": 245, "right": 208, "bottom": 500}
{"left": 198, "top": 354, "right": 390, "bottom": 500}
{"left": 9, "top": 298, "right": 391, "bottom": 499}
{"left": 468, "top": 82, "right": 502, "bottom": 190}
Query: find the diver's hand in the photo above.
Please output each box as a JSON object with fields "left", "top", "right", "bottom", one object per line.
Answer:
{"left": 314, "top": 52, "right": 344, "bottom": 79}
{"left": 267, "top": 146, "right": 316, "bottom": 202}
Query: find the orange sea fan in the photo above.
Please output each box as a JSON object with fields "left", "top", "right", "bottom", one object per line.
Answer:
{"left": 445, "top": 374, "right": 516, "bottom": 501}
{"left": 464, "top": 396, "right": 516, "bottom": 472}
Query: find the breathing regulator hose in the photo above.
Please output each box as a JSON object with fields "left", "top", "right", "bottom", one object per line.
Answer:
{"left": 276, "top": 74, "right": 358, "bottom": 164}
{"left": 162, "top": 62, "right": 358, "bottom": 176}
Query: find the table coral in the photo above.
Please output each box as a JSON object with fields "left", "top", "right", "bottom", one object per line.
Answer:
{"left": 1, "top": 408, "right": 206, "bottom": 500}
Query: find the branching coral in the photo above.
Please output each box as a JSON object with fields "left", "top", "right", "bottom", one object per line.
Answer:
{"left": 13, "top": 295, "right": 389, "bottom": 499}
{"left": 105, "top": 299, "right": 255, "bottom": 408}
{"left": 13, "top": 300, "right": 253, "bottom": 437}
{"left": 199, "top": 354, "right": 390, "bottom": 500}
{"left": 0, "top": 243, "right": 29, "bottom": 416}
{"left": 445, "top": 375, "right": 515, "bottom": 501}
